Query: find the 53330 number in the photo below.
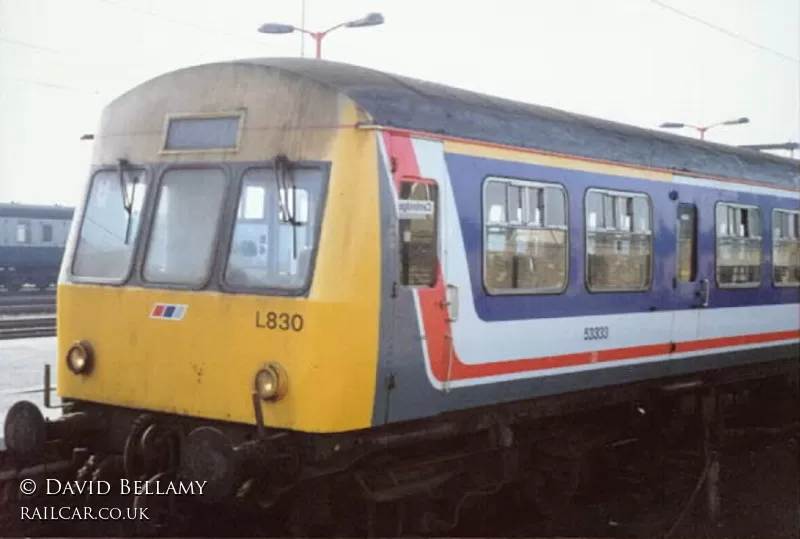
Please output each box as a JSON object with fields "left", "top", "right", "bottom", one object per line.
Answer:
{"left": 583, "top": 326, "right": 609, "bottom": 341}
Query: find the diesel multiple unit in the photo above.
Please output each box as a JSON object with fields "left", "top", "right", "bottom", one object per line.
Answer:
{"left": 2, "top": 58, "right": 798, "bottom": 535}
{"left": 0, "top": 203, "right": 74, "bottom": 291}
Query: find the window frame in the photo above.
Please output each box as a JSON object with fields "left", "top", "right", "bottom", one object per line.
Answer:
{"left": 714, "top": 201, "right": 763, "bottom": 289}
{"left": 675, "top": 203, "right": 698, "bottom": 284}
{"left": 219, "top": 162, "right": 331, "bottom": 298}
{"left": 69, "top": 166, "right": 151, "bottom": 286}
{"left": 139, "top": 164, "right": 231, "bottom": 290}
{"left": 159, "top": 111, "right": 245, "bottom": 155}
{"left": 397, "top": 177, "right": 440, "bottom": 288}
{"left": 41, "top": 223, "right": 53, "bottom": 243}
{"left": 15, "top": 221, "right": 31, "bottom": 244}
{"left": 482, "top": 176, "right": 570, "bottom": 296}
{"left": 771, "top": 207, "right": 800, "bottom": 288}
{"left": 583, "top": 187, "right": 653, "bottom": 294}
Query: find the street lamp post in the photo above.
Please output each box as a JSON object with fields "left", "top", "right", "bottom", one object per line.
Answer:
{"left": 257, "top": 12, "right": 384, "bottom": 59}
{"left": 738, "top": 142, "right": 799, "bottom": 159}
{"left": 658, "top": 117, "right": 750, "bottom": 140}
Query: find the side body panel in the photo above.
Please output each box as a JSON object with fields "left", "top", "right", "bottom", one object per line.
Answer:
{"left": 373, "top": 131, "right": 800, "bottom": 425}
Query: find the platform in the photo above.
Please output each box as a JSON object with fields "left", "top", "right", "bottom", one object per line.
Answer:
{"left": 0, "top": 336, "right": 62, "bottom": 450}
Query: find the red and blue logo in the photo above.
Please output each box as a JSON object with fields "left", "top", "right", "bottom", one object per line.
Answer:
{"left": 150, "top": 303, "right": 188, "bottom": 321}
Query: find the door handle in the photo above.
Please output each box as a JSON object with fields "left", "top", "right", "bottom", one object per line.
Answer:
{"left": 444, "top": 284, "right": 459, "bottom": 322}
{"left": 700, "top": 278, "right": 710, "bottom": 308}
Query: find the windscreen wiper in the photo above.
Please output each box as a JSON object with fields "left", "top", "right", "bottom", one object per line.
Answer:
{"left": 117, "top": 158, "right": 138, "bottom": 245}
{"left": 273, "top": 154, "right": 298, "bottom": 261}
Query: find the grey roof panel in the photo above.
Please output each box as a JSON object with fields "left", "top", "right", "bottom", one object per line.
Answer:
{"left": 0, "top": 204, "right": 75, "bottom": 220}
{"left": 225, "top": 58, "right": 799, "bottom": 189}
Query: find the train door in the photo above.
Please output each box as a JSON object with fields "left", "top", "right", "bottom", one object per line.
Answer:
{"left": 393, "top": 138, "right": 457, "bottom": 391}
{"left": 395, "top": 138, "right": 460, "bottom": 392}
{"left": 671, "top": 200, "right": 710, "bottom": 344}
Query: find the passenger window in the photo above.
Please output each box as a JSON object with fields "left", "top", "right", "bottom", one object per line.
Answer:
{"left": 397, "top": 180, "right": 438, "bottom": 287}
{"left": 16, "top": 222, "right": 31, "bottom": 244}
{"left": 143, "top": 168, "right": 227, "bottom": 286}
{"left": 676, "top": 204, "right": 697, "bottom": 282}
{"left": 224, "top": 167, "right": 322, "bottom": 290}
{"left": 715, "top": 203, "right": 762, "bottom": 287}
{"left": 484, "top": 178, "right": 568, "bottom": 294}
{"left": 585, "top": 189, "right": 652, "bottom": 292}
{"left": 42, "top": 224, "right": 53, "bottom": 243}
{"left": 72, "top": 169, "right": 148, "bottom": 280}
{"left": 772, "top": 209, "right": 800, "bottom": 286}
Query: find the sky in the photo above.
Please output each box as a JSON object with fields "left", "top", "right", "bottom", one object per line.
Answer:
{"left": 1, "top": 0, "right": 798, "bottom": 207}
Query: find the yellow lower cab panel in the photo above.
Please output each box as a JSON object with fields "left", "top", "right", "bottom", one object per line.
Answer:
{"left": 56, "top": 284, "right": 378, "bottom": 433}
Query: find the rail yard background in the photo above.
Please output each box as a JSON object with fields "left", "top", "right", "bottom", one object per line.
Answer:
{"left": 0, "top": 289, "right": 56, "bottom": 341}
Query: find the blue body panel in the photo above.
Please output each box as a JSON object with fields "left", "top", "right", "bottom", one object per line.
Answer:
{"left": 0, "top": 204, "right": 73, "bottom": 286}
{"left": 444, "top": 153, "right": 800, "bottom": 322}
{"left": 0, "top": 246, "right": 66, "bottom": 268}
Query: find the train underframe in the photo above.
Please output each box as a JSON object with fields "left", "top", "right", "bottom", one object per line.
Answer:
{"left": 1, "top": 357, "right": 798, "bottom": 536}
{"left": 0, "top": 267, "right": 57, "bottom": 292}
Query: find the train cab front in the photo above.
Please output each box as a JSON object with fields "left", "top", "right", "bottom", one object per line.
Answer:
{"left": 1, "top": 59, "right": 382, "bottom": 510}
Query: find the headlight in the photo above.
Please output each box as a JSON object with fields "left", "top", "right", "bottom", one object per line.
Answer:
{"left": 66, "top": 341, "right": 94, "bottom": 375}
{"left": 254, "top": 363, "right": 287, "bottom": 401}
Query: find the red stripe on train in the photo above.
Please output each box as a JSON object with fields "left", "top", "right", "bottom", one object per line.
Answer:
{"left": 436, "top": 330, "right": 800, "bottom": 382}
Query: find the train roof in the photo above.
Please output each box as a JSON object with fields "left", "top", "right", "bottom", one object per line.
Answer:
{"left": 184, "top": 58, "right": 798, "bottom": 190}
{"left": 0, "top": 203, "right": 74, "bottom": 220}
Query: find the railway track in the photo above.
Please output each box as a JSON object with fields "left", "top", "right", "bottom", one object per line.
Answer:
{"left": 0, "top": 304, "right": 56, "bottom": 316}
{"left": 0, "top": 291, "right": 56, "bottom": 317}
{"left": 0, "top": 288, "right": 55, "bottom": 300}
{"left": 0, "top": 316, "right": 56, "bottom": 340}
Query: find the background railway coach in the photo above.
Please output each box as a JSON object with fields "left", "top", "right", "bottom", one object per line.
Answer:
{"left": 0, "top": 203, "right": 74, "bottom": 291}
{"left": 1, "top": 58, "right": 798, "bottom": 535}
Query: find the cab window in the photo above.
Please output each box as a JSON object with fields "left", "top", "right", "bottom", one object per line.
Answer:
{"left": 72, "top": 168, "right": 147, "bottom": 280}
{"left": 142, "top": 168, "right": 227, "bottom": 286}
{"left": 224, "top": 167, "right": 322, "bottom": 290}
